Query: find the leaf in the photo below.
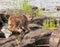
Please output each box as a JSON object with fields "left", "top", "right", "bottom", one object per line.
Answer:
{"left": 16, "top": 39, "right": 20, "bottom": 44}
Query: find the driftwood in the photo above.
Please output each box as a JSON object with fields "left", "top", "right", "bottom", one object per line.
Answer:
{"left": 49, "top": 29, "right": 60, "bottom": 47}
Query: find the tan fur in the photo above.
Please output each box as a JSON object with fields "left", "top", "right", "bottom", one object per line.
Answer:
{"left": 25, "top": 14, "right": 32, "bottom": 21}
{"left": 8, "top": 14, "right": 30, "bottom": 33}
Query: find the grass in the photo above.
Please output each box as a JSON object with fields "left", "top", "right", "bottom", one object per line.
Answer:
{"left": 42, "top": 11, "right": 60, "bottom": 30}
{"left": 42, "top": 17, "right": 57, "bottom": 31}
{"left": 20, "top": 0, "right": 32, "bottom": 14}
{"left": 11, "top": 0, "right": 42, "bottom": 17}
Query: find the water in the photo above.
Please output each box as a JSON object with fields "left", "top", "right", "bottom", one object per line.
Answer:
{"left": 0, "top": 0, "right": 60, "bottom": 11}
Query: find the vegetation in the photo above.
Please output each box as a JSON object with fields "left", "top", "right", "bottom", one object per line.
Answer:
{"left": 42, "top": 17, "right": 57, "bottom": 31}
{"left": 11, "top": 0, "right": 42, "bottom": 16}
{"left": 56, "top": 18, "right": 60, "bottom": 28}
{"left": 20, "top": 0, "right": 32, "bottom": 14}
{"left": 35, "top": 8, "right": 42, "bottom": 17}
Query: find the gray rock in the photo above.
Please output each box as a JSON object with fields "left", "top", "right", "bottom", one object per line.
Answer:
{"left": 1, "top": 28, "right": 12, "bottom": 38}
{"left": 20, "top": 29, "right": 51, "bottom": 46}
{"left": 49, "top": 29, "right": 60, "bottom": 47}
{"left": 28, "top": 24, "right": 41, "bottom": 30}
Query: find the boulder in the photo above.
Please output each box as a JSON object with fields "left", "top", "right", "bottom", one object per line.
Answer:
{"left": 20, "top": 29, "right": 51, "bottom": 47}
{"left": 49, "top": 29, "right": 60, "bottom": 47}
{"left": 0, "top": 29, "right": 52, "bottom": 47}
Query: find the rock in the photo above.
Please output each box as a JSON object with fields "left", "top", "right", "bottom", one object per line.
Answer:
{"left": 0, "top": 36, "right": 17, "bottom": 47}
{"left": 28, "top": 24, "right": 41, "bottom": 30}
{"left": 1, "top": 28, "right": 12, "bottom": 38}
{"left": 20, "top": 29, "right": 51, "bottom": 47}
{"left": 29, "top": 16, "right": 47, "bottom": 25}
{"left": 0, "top": 29, "right": 51, "bottom": 47}
{"left": 0, "top": 31, "right": 5, "bottom": 38}
{"left": 49, "top": 29, "right": 60, "bottom": 47}
{"left": 28, "top": 24, "right": 40, "bottom": 28}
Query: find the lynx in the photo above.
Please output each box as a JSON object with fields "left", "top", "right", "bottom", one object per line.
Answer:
{"left": 8, "top": 14, "right": 30, "bottom": 33}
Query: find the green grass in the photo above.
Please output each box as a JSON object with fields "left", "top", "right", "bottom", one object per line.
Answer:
{"left": 15, "top": 39, "right": 20, "bottom": 45}
{"left": 35, "top": 8, "right": 42, "bottom": 17}
{"left": 11, "top": 0, "right": 42, "bottom": 17}
{"left": 42, "top": 17, "right": 57, "bottom": 31}
{"left": 20, "top": 0, "right": 32, "bottom": 14}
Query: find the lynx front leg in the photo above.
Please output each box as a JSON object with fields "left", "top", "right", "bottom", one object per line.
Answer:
{"left": 23, "top": 25, "right": 30, "bottom": 34}
{"left": 12, "top": 25, "right": 22, "bottom": 33}
{"left": 8, "top": 24, "right": 22, "bottom": 33}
